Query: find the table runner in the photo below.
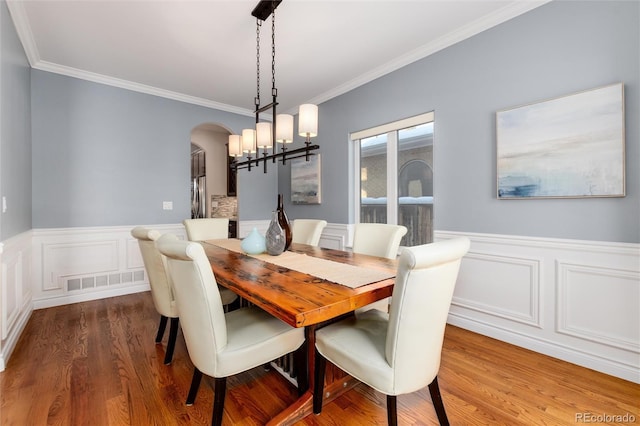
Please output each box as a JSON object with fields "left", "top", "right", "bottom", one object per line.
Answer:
{"left": 206, "top": 239, "right": 394, "bottom": 289}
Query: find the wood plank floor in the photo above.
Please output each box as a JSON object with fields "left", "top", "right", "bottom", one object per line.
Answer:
{"left": 1, "top": 292, "right": 638, "bottom": 425}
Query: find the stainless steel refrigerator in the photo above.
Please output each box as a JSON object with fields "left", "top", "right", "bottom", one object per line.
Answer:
{"left": 191, "top": 176, "right": 206, "bottom": 218}
{"left": 191, "top": 149, "right": 206, "bottom": 218}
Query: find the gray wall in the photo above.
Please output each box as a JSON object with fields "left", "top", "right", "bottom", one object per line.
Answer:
{"left": 30, "top": 70, "right": 271, "bottom": 228}
{"left": 8, "top": 1, "right": 640, "bottom": 243}
{"left": 280, "top": 0, "right": 639, "bottom": 244}
{"left": 0, "top": 1, "right": 31, "bottom": 241}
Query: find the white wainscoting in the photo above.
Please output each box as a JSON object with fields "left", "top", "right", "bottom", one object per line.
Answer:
{"left": 0, "top": 230, "right": 33, "bottom": 371}
{"left": 31, "top": 224, "right": 186, "bottom": 309}
{"left": 238, "top": 221, "right": 352, "bottom": 250}
{"left": 439, "top": 230, "right": 640, "bottom": 384}
{"left": 3, "top": 224, "right": 638, "bottom": 383}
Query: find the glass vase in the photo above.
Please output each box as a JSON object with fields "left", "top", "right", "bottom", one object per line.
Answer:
{"left": 276, "top": 193, "right": 292, "bottom": 250}
{"left": 266, "top": 211, "right": 286, "bottom": 256}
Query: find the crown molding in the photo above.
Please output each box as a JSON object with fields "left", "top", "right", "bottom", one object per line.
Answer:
{"left": 33, "top": 60, "right": 255, "bottom": 117}
{"left": 6, "top": 1, "right": 254, "bottom": 117}
{"left": 6, "top": 0, "right": 40, "bottom": 66}
{"left": 306, "top": 1, "right": 551, "bottom": 107}
{"left": 7, "top": 0, "right": 549, "bottom": 116}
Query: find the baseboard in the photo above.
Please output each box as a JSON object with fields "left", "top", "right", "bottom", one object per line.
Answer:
{"left": 0, "top": 299, "right": 32, "bottom": 372}
{"left": 448, "top": 313, "right": 639, "bottom": 384}
{"left": 32, "top": 283, "right": 151, "bottom": 310}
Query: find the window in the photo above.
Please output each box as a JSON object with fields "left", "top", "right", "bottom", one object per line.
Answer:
{"left": 352, "top": 113, "right": 434, "bottom": 246}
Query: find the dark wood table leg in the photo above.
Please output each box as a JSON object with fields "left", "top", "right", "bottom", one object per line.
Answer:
{"left": 267, "top": 324, "right": 359, "bottom": 426}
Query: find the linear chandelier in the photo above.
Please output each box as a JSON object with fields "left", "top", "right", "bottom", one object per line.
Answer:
{"left": 228, "top": 0, "right": 319, "bottom": 173}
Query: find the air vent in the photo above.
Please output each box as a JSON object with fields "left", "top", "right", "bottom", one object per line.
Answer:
{"left": 66, "top": 270, "right": 146, "bottom": 292}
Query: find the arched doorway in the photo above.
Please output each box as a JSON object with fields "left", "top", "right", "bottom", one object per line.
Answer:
{"left": 190, "top": 123, "right": 234, "bottom": 219}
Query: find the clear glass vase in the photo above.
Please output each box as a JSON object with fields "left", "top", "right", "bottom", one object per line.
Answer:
{"left": 266, "top": 210, "right": 286, "bottom": 256}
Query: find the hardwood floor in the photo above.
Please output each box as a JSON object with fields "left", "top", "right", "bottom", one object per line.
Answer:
{"left": 1, "top": 292, "right": 638, "bottom": 425}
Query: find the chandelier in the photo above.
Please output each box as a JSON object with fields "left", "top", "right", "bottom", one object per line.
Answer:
{"left": 228, "top": 0, "right": 319, "bottom": 173}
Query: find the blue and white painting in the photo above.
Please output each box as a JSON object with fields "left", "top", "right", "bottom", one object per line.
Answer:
{"left": 497, "top": 83, "right": 625, "bottom": 198}
{"left": 291, "top": 154, "right": 321, "bottom": 204}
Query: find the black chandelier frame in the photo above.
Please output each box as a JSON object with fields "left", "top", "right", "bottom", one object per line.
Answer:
{"left": 231, "top": 0, "right": 319, "bottom": 173}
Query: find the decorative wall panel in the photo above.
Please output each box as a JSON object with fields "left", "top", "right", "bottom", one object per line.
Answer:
{"left": 557, "top": 261, "right": 639, "bottom": 352}
{"left": 442, "top": 230, "right": 640, "bottom": 383}
{"left": 1, "top": 252, "right": 20, "bottom": 340}
{"left": 0, "top": 231, "right": 33, "bottom": 372}
{"left": 454, "top": 252, "right": 541, "bottom": 327}
{"left": 32, "top": 224, "right": 186, "bottom": 308}
{"left": 42, "top": 241, "right": 119, "bottom": 291}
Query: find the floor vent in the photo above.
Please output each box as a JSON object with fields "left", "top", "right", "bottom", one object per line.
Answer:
{"left": 66, "top": 270, "right": 146, "bottom": 292}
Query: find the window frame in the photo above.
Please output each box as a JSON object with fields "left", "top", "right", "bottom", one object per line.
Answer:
{"left": 350, "top": 112, "right": 434, "bottom": 225}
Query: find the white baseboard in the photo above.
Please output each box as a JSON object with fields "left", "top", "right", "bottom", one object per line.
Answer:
{"left": 32, "top": 283, "right": 151, "bottom": 310}
{"left": 0, "top": 299, "right": 32, "bottom": 372}
{"left": 448, "top": 313, "right": 639, "bottom": 385}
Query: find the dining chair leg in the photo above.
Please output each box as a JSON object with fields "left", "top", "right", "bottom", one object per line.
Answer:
{"left": 428, "top": 376, "right": 450, "bottom": 426}
{"left": 312, "top": 348, "right": 327, "bottom": 414}
{"left": 186, "top": 368, "right": 203, "bottom": 406}
{"left": 386, "top": 395, "right": 398, "bottom": 426}
{"left": 228, "top": 297, "right": 241, "bottom": 312}
{"left": 155, "top": 315, "right": 168, "bottom": 343}
{"left": 294, "top": 341, "right": 308, "bottom": 395}
{"left": 212, "top": 377, "right": 227, "bottom": 426}
{"left": 164, "top": 317, "right": 179, "bottom": 365}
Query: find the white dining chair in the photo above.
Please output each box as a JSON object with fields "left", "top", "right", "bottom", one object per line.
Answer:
{"left": 183, "top": 217, "right": 239, "bottom": 310}
{"left": 352, "top": 223, "right": 408, "bottom": 259}
{"left": 292, "top": 219, "right": 328, "bottom": 246}
{"left": 131, "top": 226, "right": 181, "bottom": 365}
{"left": 313, "top": 237, "right": 471, "bottom": 426}
{"left": 352, "top": 223, "right": 408, "bottom": 313}
{"left": 156, "top": 236, "right": 307, "bottom": 426}
{"left": 183, "top": 218, "right": 229, "bottom": 241}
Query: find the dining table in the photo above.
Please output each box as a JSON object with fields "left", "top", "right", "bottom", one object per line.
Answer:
{"left": 201, "top": 239, "right": 398, "bottom": 425}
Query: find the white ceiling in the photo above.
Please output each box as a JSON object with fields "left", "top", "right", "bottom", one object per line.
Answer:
{"left": 7, "top": 0, "right": 548, "bottom": 117}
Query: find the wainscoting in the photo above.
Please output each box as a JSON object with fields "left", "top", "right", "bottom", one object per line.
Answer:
{"left": 440, "top": 230, "right": 639, "bottom": 384}
{"left": 1, "top": 223, "right": 638, "bottom": 384}
{"left": 0, "top": 231, "right": 32, "bottom": 371}
{"left": 238, "top": 220, "right": 352, "bottom": 250}
{"left": 31, "top": 224, "right": 186, "bottom": 309}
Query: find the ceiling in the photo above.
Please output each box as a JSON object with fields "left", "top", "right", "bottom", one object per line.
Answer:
{"left": 7, "top": 0, "right": 548, "bottom": 117}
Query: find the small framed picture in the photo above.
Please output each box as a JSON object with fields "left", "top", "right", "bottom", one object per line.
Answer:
{"left": 291, "top": 154, "right": 321, "bottom": 204}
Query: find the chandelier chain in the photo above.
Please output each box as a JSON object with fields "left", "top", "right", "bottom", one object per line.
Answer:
{"left": 271, "top": 3, "right": 276, "bottom": 91}
{"left": 232, "top": 1, "right": 319, "bottom": 173}
{"left": 255, "top": 18, "right": 261, "bottom": 106}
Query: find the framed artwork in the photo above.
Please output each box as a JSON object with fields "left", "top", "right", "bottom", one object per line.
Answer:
{"left": 496, "top": 83, "right": 625, "bottom": 199}
{"left": 291, "top": 154, "right": 321, "bottom": 204}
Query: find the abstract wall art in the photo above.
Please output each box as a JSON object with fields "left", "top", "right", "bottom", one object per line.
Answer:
{"left": 497, "top": 83, "right": 625, "bottom": 199}
{"left": 291, "top": 154, "right": 321, "bottom": 204}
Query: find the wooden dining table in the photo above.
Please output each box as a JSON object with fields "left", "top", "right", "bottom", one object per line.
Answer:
{"left": 201, "top": 240, "right": 398, "bottom": 425}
